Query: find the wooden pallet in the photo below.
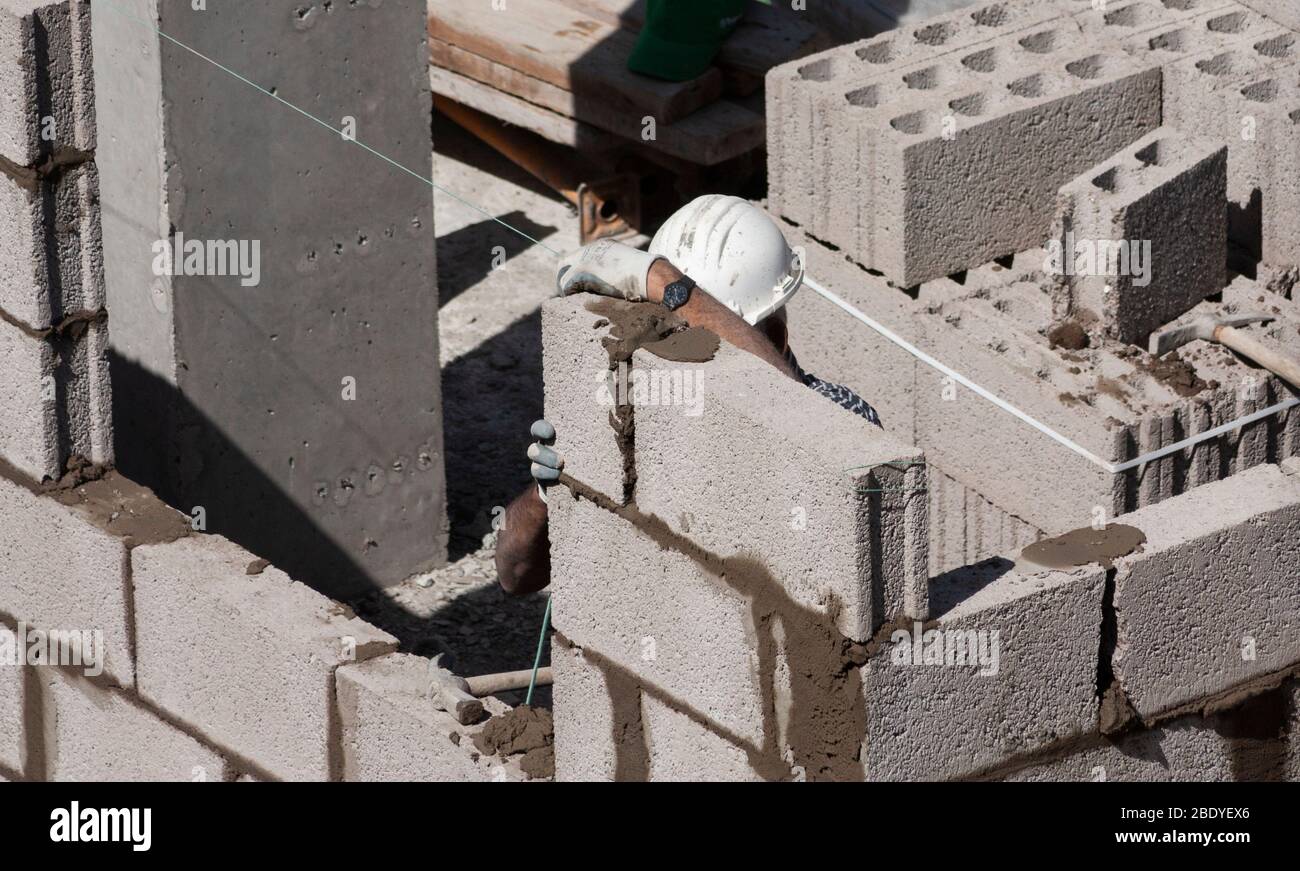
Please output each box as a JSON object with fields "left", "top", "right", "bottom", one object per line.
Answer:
{"left": 428, "top": 0, "right": 827, "bottom": 166}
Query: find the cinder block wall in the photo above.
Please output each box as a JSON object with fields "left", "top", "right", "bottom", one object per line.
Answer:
{"left": 0, "top": 0, "right": 521, "bottom": 783}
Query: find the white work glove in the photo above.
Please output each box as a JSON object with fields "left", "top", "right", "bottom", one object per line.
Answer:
{"left": 527, "top": 419, "right": 563, "bottom": 504}
{"left": 556, "top": 239, "right": 662, "bottom": 301}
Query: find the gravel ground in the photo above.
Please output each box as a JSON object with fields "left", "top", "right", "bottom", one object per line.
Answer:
{"left": 350, "top": 114, "right": 582, "bottom": 705}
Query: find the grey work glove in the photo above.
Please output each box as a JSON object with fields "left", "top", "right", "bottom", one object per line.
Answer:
{"left": 556, "top": 239, "right": 662, "bottom": 301}
{"left": 527, "top": 419, "right": 563, "bottom": 503}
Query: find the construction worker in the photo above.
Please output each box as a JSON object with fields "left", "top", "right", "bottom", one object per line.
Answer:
{"left": 495, "top": 196, "right": 881, "bottom": 595}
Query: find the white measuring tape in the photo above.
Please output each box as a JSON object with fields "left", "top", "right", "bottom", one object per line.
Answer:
{"left": 802, "top": 276, "right": 1299, "bottom": 475}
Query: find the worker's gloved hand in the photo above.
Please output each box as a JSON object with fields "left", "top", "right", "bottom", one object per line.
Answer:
{"left": 556, "top": 239, "right": 662, "bottom": 301}
{"left": 527, "top": 419, "right": 563, "bottom": 503}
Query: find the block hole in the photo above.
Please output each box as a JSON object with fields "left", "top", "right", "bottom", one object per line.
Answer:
{"left": 1254, "top": 34, "right": 1296, "bottom": 59}
{"left": 845, "top": 85, "right": 881, "bottom": 108}
{"left": 1019, "top": 29, "right": 1058, "bottom": 54}
{"left": 1104, "top": 4, "right": 1149, "bottom": 27}
{"left": 1008, "top": 73, "right": 1046, "bottom": 98}
{"left": 857, "top": 40, "right": 896, "bottom": 64}
{"left": 1134, "top": 140, "right": 1164, "bottom": 167}
{"left": 904, "top": 66, "right": 944, "bottom": 90}
{"left": 797, "top": 57, "right": 835, "bottom": 81}
{"left": 1194, "top": 52, "right": 1242, "bottom": 77}
{"left": 1290, "top": 109, "right": 1300, "bottom": 126}
{"left": 949, "top": 93, "right": 987, "bottom": 116}
{"left": 1066, "top": 55, "right": 1108, "bottom": 80}
{"left": 890, "top": 110, "right": 932, "bottom": 135}
{"left": 1092, "top": 166, "right": 1124, "bottom": 193}
{"left": 1241, "top": 79, "right": 1279, "bottom": 103}
{"left": 962, "top": 47, "right": 999, "bottom": 73}
{"left": 1207, "top": 11, "right": 1248, "bottom": 34}
{"left": 1149, "top": 28, "right": 1188, "bottom": 52}
{"left": 914, "top": 21, "right": 957, "bottom": 46}
{"left": 970, "top": 3, "right": 1009, "bottom": 27}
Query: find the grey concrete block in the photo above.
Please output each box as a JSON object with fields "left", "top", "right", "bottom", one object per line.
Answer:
{"left": 0, "top": 161, "right": 104, "bottom": 329}
{"left": 542, "top": 295, "right": 631, "bottom": 503}
{"left": 927, "top": 464, "right": 1045, "bottom": 576}
{"left": 0, "top": 0, "right": 94, "bottom": 164}
{"left": 0, "top": 659, "right": 21, "bottom": 775}
{"left": 632, "top": 340, "right": 928, "bottom": 641}
{"left": 336, "top": 653, "right": 519, "bottom": 782}
{"left": 1001, "top": 717, "right": 1239, "bottom": 781}
{"left": 0, "top": 317, "right": 112, "bottom": 482}
{"left": 43, "top": 669, "right": 227, "bottom": 782}
{"left": 551, "top": 637, "right": 621, "bottom": 782}
{"left": 132, "top": 534, "right": 398, "bottom": 781}
{"left": 1111, "top": 463, "right": 1300, "bottom": 720}
{"left": 641, "top": 692, "right": 764, "bottom": 782}
{"left": 0, "top": 474, "right": 136, "bottom": 686}
{"left": 1052, "top": 128, "right": 1229, "bottom": 344}
{"left": 1239, "top": 0, "right": 1300, "bottom": 32}
{"left": 93, "top": 0, "right": 445, "bottom": 597}
{"left": 863, "top": 559, "right": 1107, "bottom": 781}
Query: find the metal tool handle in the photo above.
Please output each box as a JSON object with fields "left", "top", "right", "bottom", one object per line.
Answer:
{"left": 1218, "top": 326, "right": 1300, "bottom": 389}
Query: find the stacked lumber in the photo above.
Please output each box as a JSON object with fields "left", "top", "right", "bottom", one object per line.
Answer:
{"left": 428, "top": 0, "right": 830, "bottom": 166}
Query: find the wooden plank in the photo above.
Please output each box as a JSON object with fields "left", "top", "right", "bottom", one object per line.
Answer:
{"left": 558, "top": 0, "right": 831, "bottom": 79}
{"left": 428, "top": 63, "right": 763, "bottom": 166}
{"left": 428, "top": 0, "right": 722, "bottom": 124}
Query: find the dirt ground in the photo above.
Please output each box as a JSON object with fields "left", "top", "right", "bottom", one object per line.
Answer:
{"left": 350, "top": 115, "right": 582, "bottom": 705}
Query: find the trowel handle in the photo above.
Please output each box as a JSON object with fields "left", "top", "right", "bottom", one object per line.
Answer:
{"left": 1217, "top": 327, "right": 1300, "bottom": 389}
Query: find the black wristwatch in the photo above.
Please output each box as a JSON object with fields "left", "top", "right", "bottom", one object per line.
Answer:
{"left": 661, "top": 275, "right": 696, "bottom": 311}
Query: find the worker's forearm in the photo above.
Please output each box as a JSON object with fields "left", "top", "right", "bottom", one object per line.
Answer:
{"left": 494, "top": 485, "right": 552, "bottom": 596}
{"left": 647, "top": 260, "right": 799, "bottom": 380}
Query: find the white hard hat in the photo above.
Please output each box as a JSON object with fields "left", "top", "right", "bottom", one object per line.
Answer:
{"left": 649, "top": 194, "right": 804, "bottom": 325}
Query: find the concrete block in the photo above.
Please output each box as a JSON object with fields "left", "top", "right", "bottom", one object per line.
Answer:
{"left": 551, "top": 637, "right": 621, "bottom": 782}
{"left": 631, "top": 340, "right": 928, "bottom": 641}
{"left": 863, "top": 558, "right": 1107, "bottom": 780}
{"left": 43, "top": 670, "right": 226, "bottom": 782}
{"left": 0, "top": 0, "right": 94, "bottom": 164}
{"left": 0, "top": 659, "right": 21, "bottom": 775}
{"left": 0, "top": 162, "right": 103, "bottom": 329}
{"left": 1239, "top": 0, "right": 1300, "bottom": 32}
{"left": 1052, "top": 127, "right": 1229, "bottom": 344}
{"left": 93, "top": 0, "right": 445, "bottom": 597}
{"left": 1001, "top": 716, "right": 1239, "bottom": 781}
{"left": 1111, "top": 463, "right": 1300, "bottom": 720}
{"left": 336, "top": 653, "right": 511, "bottom": 782}
{"left": 132, "top": 534, "right": 398, "bottom": 781}
{"left": 641, "top": 693, "right": 764, "bottom": 782}
{"left": 0, "top": 473, "right": 150, "bottom": 687}
{"left": 927, "top": 464, "right": 1045, "bottom": 576}
{"left": 541, "top": 295, "right": 633, "bottom": 503}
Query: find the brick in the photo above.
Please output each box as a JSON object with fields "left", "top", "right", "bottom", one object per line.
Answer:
{"left": 0, "top": 318, "right": 112, "bottom": 482}
{"left": 1052, "top": 128, "right": 1229, "bottom": 344}
{"left": 863, "top": 558, "right": 1107, "bottom": 780}
{"left": 1111, "top": 464, "right": 1300, "bottom": 720}
{"left": 631, "top": 340, "right": 928, "bottom": 640}
{"left": 0, "top": 161, "right": 103, "bottom": 329}
{"left": 132, "top": 534, "right": 398, "bottom": 781}
{"left": 43, "top": 670, "right": 226, "bottom": 782}
{"left": 92, "top": 0, "right": 445, "bottom": 597}
{"left": 0, "top": 0, "right": 94, "bottom": 164}
{"left": 336, "top": 653, "right": 522, "bottom": 782}
{"left": 0, "top": 474, "right": 140, "bottom": 686}
{"left": 541, "top": 295, "right": 631, "bottom": 503}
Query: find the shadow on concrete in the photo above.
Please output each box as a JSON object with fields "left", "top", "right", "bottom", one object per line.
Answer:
{"left": 437, "top": 210, "right": 558, "bottom": 308}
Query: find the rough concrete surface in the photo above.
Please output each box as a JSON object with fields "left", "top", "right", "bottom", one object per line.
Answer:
{"left": 132, "top": 534, "right": 398, "bottom": 780}
{"left": 1111, "top": 463, "right": 1300, "bottom": 720}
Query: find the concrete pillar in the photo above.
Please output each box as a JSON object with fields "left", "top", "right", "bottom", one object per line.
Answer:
{"left": 92, "top": 0, "right": 446, "bottom": 598}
